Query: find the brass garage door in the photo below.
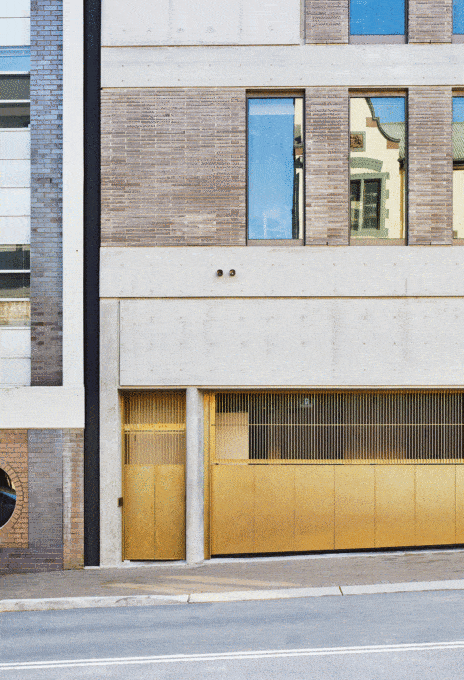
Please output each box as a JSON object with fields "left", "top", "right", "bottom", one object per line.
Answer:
{"left": 123, "top": 391, "right": 186, "bottom": 560}
{"left": 207, "top": 392, "right": 464, "bottom": 556}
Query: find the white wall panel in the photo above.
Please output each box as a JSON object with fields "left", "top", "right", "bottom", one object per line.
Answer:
{"left": 0, "top": 160, "right": 30, "bottom": 188}
{"left": 102, "top": 45, "right": 464, "bottom": 88}
{"left": 0, "top": 1, "right": 29, "bottom": 18}
{"left": 0, "top": 216, "right": 29, "bottom": 243}
{"left": 101, "top": 246, "right": 464, "bottom": 299}
{"left": 0, "top": 357, "right": 29, "bottom": 385}
{"left": 0, "top": 130, "right": 30, "bottom": 160}
{"left": 0, "top": 187, "right": 30, "bottom": 215}
{"left": 119, "top": 298, "right": 464, "bottom": 387}
{"left": 0, "top": 387, "right": 85, "bottom": 428}
{"left": 102, "top": 0, "right": 300, "bottom": 46}
{"left": 0, "top": 327, "right": 30, "bottom": 357}
{"left": 0, "top": 18, "right": 29, "bottom": 45}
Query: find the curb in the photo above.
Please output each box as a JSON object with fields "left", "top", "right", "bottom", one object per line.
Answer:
{"left": 0, "top": 594, "right": 188, "bottom": 612}
{"left": 1, "top": 579, "right": 464, "bottom": 612}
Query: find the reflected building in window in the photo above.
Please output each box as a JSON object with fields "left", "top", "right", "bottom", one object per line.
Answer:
{"left": 350, "top": 97, "right": 406, "bottom": 242}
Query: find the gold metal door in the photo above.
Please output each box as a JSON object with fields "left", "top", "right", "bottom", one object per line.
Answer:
{"left": 208, "top": 392, "right": 464, "bottom": 556}
{"left": 123, "top": 392, "right": 186, "bottom": 560}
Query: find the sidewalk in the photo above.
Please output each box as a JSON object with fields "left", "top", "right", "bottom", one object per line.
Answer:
{"left": 1, "top": 548, "right": 464, "bottom": 611}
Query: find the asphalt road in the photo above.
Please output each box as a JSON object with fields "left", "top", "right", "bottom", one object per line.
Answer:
{"left": 1, "top": 590, "right": 464, "bottom": 679}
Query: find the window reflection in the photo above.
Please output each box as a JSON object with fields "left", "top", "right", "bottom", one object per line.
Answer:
{"left": 454, "top": 0, "right": 464, "bottom": 34}
{"left": 247, "top": 97, "right": 304, "bottom": 241}
{"left": 350, "top": 0, "right": 406, "bottom": 36}
{"left": 350, "top": 97, "right": 406, "bottom": 242}
{"left": 453, "top": 97, "right": 464, "bottom": 238}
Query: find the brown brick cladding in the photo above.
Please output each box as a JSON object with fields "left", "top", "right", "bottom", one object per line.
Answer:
{"left": 0, "top": 429, "right": 85, "bottom": 575}
{"left": 30, "top": 0, "right": 63, "bottom": 385}
{"left": 0, "top": 431, "right": 28, "bottom": 549}
{"left": 305, "top": 0, "right": 349, "bottom": 43}
{"left": 305, "top": 88, "right": 350, "bottom": 244}
{"left": 408, "top": 0, "right": 453, "bottom": 43}
{"left": 408, "top": 87, "right": 453, "bottom": 244}
{"left": 101, "top": 88, "right": 246, "bottom": 246}
{"left": 62, "top": 429, "right": 84, "bottom": 569}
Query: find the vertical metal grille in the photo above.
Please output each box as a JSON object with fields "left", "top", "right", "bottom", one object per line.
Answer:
{"left": 214, "top": 392, "right": 464, "bottom": 463}
{"left": 123, "top": 391, "right": 186, "bottom": 465}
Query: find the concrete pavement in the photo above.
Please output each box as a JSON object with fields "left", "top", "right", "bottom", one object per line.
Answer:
{"left": 1, "top": 548, "right": 464, "bottom": 611}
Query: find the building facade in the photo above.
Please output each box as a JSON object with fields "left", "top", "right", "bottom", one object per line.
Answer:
{"left": 97, "top": 0, "right": 464, "bottom": 566}
{"left": 4, "top": 0, "right": 464, "bottom": 573}
{"left": 0, "top": 0, "right": 84, "bottom": 573}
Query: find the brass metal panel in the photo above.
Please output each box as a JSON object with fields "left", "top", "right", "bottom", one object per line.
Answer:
{"left": 203, "top": 394, "right": 212, "bottom": 559}
{"left": 123, "top": 465, "right": 155, "bottom": 560}
{"left": 254, "top": 466, "right": 295, "bottom": 553}
{"left": 294, "top": 465, "right": 335, "bottom": 551}
{"left": 210, "top": 465, "right": 255, "bottom": 555}
{"left": 415, "top": 465, "right": 455, "bottom": 546}
{"left": 334, "top": 466, "right": 375, "bottom": 550}
{"left": 455, "top": 466, "right": 464, "bottom": 543}
{"left": 154, "top": 464, "right": 185, "bottom": 560}
{"left": 375, "top": 465, "right": 415, "bottom": 548}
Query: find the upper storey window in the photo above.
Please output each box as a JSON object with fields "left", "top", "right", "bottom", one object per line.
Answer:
{"left": 350, "top": 96, "right": 407, "bottom": 244}
{"left": 350, "top": 0, "right": 406, "bottom": 43}
{"left": 454, "top": 0, "right": 464, "bottom": 36}
{"left": 247, "top": 97, "right": 304, "bottom": 244}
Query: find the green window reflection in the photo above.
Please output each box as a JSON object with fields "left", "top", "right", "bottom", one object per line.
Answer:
{"left": 350, "top": 97, "right": 406, "bottom": 242}
{"left": 247, "top": 98, "right": 304, "bottom": 241}
{"left": 453, "top": 97, "right": 464, "bottom": 238}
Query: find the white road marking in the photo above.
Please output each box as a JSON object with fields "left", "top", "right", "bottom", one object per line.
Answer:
{"left": 2, "top": 641, "right": 464, "bottom": 670}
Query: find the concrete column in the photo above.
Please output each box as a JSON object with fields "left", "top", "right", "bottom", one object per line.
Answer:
{"left": 99, "top": 299, "right": 122, "bottom": 566}
{"left": 186, "top": 387, "right": 204, "bottom": 565}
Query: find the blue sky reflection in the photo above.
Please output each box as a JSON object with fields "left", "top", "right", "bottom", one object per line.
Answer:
{"left": 350, "top": 0, "right": 405, "bottom": 35}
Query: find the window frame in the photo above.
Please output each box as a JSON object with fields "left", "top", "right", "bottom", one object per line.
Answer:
{"left": 349, "top": 0, "right": 407, "bottom": 44}
{"left": 246, "top": 90, "right": 305, "bottom": 246}
{"left": 349, "top": 91, "right": 408, "bottom": 246}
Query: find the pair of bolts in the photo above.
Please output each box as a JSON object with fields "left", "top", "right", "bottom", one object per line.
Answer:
{"left": 217, "top": 269, "right": 235, "bottom": 277}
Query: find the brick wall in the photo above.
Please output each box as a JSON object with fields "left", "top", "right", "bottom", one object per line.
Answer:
{"left": 0, "top": 429, "right": 85, "bottom": 575}
{"left": 0, "top": 431, "right": 28, "bottom": 549}
{"left": 408, "top": 0, "right": 453, "bottom": 43}
{"left": 30, "top": 0, "right": 63, "bottom": 385}
{"left": 305, "top": 0, "right": 349, "bottom": 44}
{"left": 408, "top": 87, "right": 453, "bottom": 244}
{"left": 305, "top": 88, "right": 350, "bottom": 244}
{"left": 62, "top": 429, "right": 84, "bottom": 569}
{"left": 101, "top": 88, "right": 246, "bottom": 246}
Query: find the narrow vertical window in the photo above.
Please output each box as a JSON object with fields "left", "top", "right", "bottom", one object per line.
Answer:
{"left": 454, "top": 0, "right": 464, "bottom": 37}
{"left": 247, "top": 97, "right": 304, "bottom": 243}
{"left": 350, "top": 0, "right": 406, "bottom": 43}
{"left": 350, "top": 96, "right": 406, "bottom": 243}
{"left": 453, "top": 96, "right": 464, "bottom": 239}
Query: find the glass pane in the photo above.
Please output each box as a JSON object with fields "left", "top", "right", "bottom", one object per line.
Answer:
{"left": 350, "top": 180, "right": 361, "bottom": 230}
{"left": 248, "top": 98, "right": 303, "bottom": 240}
{"left": 0, "top": 76, "right": 29, "bottom": 100}
{"left": 363, "top": 179, "right": 381, "bottom": 230}
{"left": 0, "top": 47, "right": 30, "bottom": 72}
{"left": 350, "top": 0, "right": 405, "bottom": 35}
{"left": 0, "top": 300, "right": 29, "bottom": 326}
{"left": 0, "top": 102, "right": 29, "bottom": 128}
{"left": 453, "top": 97, "right": 464, "bottom": 238}
{"left": 0, "top": 272, "right": 30, "bottom": 297}
{"left": 350, "top": 97, "right": 406, "bottom": 241}
{"left": 0, "top": 245, "right": 29, "bottom": 269}
{"left": 454, "top": 0, "right": 464, "bottom": 33}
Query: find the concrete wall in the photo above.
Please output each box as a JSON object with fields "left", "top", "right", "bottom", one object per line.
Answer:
{"left": 118, "top": 297, "right": 464, "bottom": 388}
{"left": 102, "top": 0, "right": 301, "bottom": 46}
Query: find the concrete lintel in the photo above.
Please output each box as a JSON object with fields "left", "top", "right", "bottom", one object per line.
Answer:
{"left": 0, "top": 387, "right": 84, "bottom": 428}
